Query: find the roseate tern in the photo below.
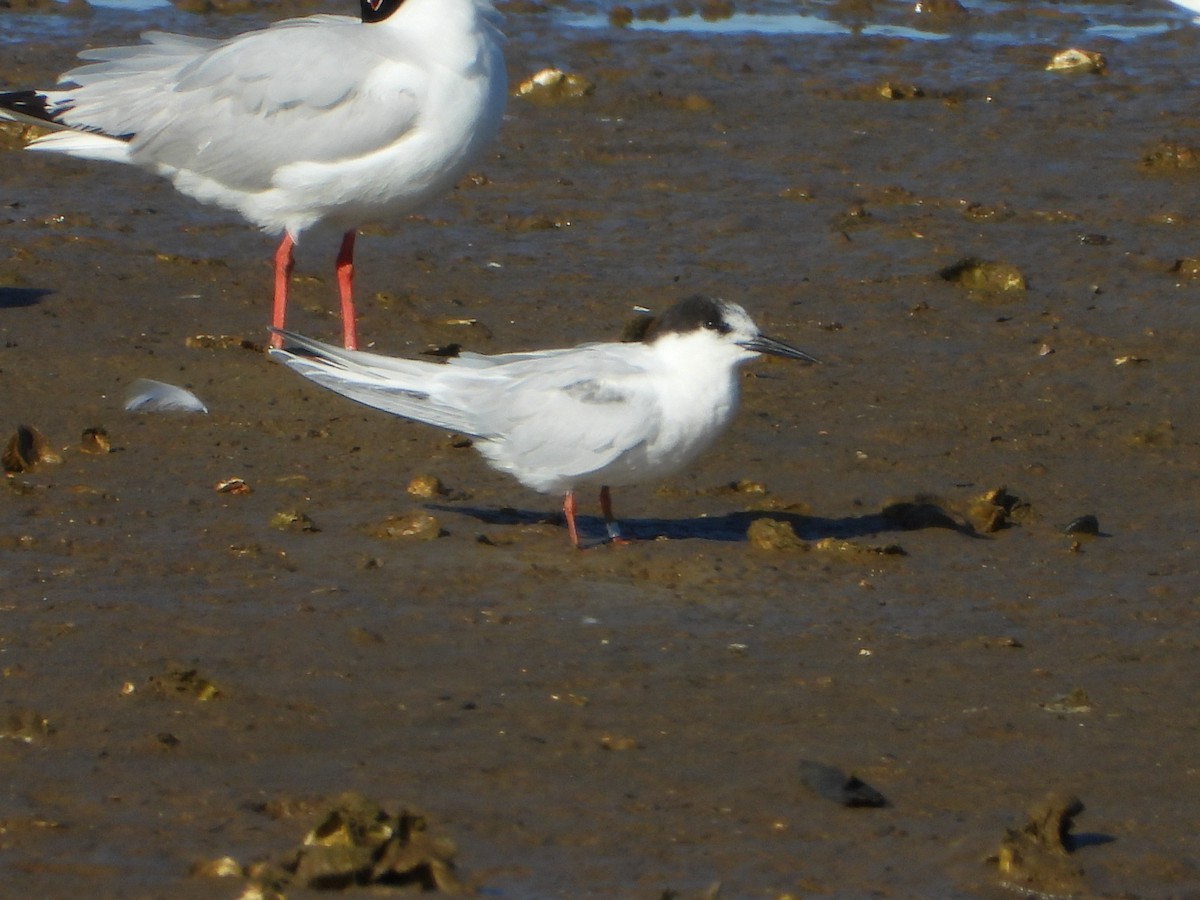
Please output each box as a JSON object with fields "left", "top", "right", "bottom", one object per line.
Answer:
{"left": 0, "top": 0, "right": 507, "bottom": 350}
{"left": 270, "top": 296, "right": 818, "bottom": 547}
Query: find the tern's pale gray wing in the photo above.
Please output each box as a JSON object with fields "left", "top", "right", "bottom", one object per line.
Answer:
{"left": 58, "top": 18, "right": 424, "bottom": 191}
{"left": 465, "top": 345, "right": 666, "bottom": 489}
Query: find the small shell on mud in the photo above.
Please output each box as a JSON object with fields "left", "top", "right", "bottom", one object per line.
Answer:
{"left": 406, "top": 474, "right": 445, "bottom": 499}
{"left": 79, "top": 427, "right": 111, "bottom": 455}
{"left": 372, "top": 512, "right": 443, "bottom": 541}
{"left": 1046, "top": 48, "right": 1106, "bottom": 74}
{"left": 516, "top": 67, "right": 595, "bottom": 103}
{"left": 1113, "top": 355, "right": 1148, "bottom": 366}
{"left": 3, "top": 424, "right": 63, "bottom": 473}
{"left": 216, "top": 477, "right": 252, "bottom": 495}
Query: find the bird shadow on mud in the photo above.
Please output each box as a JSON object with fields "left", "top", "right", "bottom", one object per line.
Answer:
{"left": 0, "top": 287, "right": 52, "bottom": 309}
{"left": 429, "top": 499, "right": 985, "bottom": 545}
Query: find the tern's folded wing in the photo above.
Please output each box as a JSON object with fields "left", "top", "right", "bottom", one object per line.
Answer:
{"left": 467, "top": 346, "right": 664, "bottom": 489}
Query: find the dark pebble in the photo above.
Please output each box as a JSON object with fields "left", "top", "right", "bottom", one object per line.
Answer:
{"left": 1063, "top": 514, "right": 1100, "bottom": 536}
{"left": 799, "top": 760, "right": 888, "bottom": 807}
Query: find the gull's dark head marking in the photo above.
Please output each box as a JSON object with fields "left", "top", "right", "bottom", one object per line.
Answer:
{"left": 361, "top": 0, "right": 405, "bottom": 24}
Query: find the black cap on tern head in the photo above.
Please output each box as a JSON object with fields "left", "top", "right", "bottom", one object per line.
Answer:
{"left": 361, "top": 0, "right": 405, "bottom": 24}
{"left": 644, "top": 295, "right": 734, "bottom": 340}
{"left": 644, "top": 295, "right": 819, "bottom": 363}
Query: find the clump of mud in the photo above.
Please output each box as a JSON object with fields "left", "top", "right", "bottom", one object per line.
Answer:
{"left": 989, "top": 792, "right": 1092, "bottom": 897}
{"left": 194, "top": 793, "right": 465, "bottom": 895}
{"left": 939, "top": 257, "right": 1027, "bottom": 295}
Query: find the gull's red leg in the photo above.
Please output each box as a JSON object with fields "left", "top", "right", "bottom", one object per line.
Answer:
{"left": 271, "top": 232, "right": 296, "bottom": 349}
{"left": 563, "top": 490, "right": 581, "bottom": 548}
{"left": 599, "top": 485, "right": 629, "bottom": 544}
{"left": 336, "top": 229, "right": 358, "bottom": 350}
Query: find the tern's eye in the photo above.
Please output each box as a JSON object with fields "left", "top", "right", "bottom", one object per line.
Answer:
{"left": 705, "top": 318, "right": 731, "bottom": 334}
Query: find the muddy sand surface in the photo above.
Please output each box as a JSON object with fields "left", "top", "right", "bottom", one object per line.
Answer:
{"left": 2, "top": 1, "right": 1200, "bottom": 897}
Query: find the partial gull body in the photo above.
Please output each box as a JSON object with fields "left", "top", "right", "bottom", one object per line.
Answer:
{"left": 270, "top": 296, "right": 818, "bottom": 547}
{"left": 0, "top": 0, "right": 507, "bottom": 350}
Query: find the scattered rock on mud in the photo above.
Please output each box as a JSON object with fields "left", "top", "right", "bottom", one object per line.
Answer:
{"left": 747, "top": 517, "right": 806, "bottom": 550}
{"left": 939, "top": 257, "right": 1027, "bottom": 295}
{"left": 231, "top": 793, "right": 464, "bottom": 894}
{"left": 989, "top": 792, "right": 1090, "bottom": 898}
{"left": 966, "top": 487, "right": 1033, "bottom": 533}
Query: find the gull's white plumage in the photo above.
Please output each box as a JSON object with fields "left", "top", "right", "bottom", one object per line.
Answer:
{"left": 0, "top": 0, "right": 507, "bottom": 350}
{"left": 270, "top": 296, "right": 818, "bottom": 546}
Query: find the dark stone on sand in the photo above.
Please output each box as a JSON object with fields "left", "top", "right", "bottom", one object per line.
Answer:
{"left": 799, "top": 761, "right": 888, "bottom": 808}
{"left": 1063, "top": 514, "right": 1100, "bottom": 536}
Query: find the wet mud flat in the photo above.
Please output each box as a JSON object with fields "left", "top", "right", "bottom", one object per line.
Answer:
{"left": 2, "top": 1, "right": 1200, "bottom": 896}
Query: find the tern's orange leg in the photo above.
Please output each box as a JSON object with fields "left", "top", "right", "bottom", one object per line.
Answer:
{"left": 599, "top": 485, "right": 630, "bottom": 544}
{"left": 336, "top": 229, "right": 359, "bottom": 350}
{"left": 270, "top": 232, "right": 296, "bottom": 349}
{"left": 563, "top": 490, "right": 581, "bottom": 548}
